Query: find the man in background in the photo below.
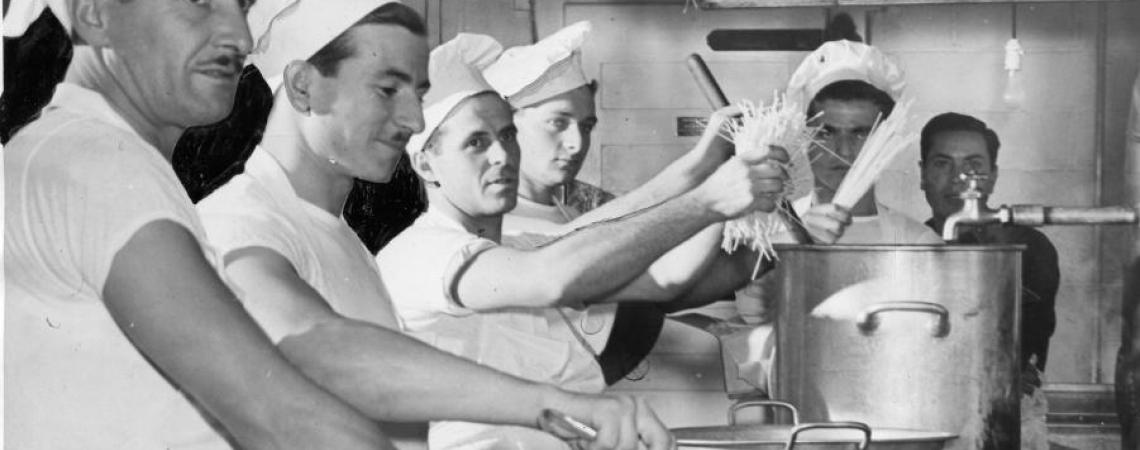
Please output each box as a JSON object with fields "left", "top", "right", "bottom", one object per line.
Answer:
{"left": 919, "top": 112, "right": 1060, "bottom": 450}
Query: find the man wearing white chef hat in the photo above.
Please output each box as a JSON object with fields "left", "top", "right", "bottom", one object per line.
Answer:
{"left": 483, "top": 21, "right": 650, "bottom": 386}
{"left": 731, "top": 40, "right": 943, "bottom": 398}
{"left": 197, "top": 2, "right": 673, "bottom": 449}
{"left": 481, "top": 21, "right": 809, "bottom": 386}
{"left": 784, "top": 39, "right": 939, "bottom": 245}
{"left": 4, "top": 0, "right": 391, "bottom": 448}
{"left": 380, "top": 25, "right": 807, "bottom": 446}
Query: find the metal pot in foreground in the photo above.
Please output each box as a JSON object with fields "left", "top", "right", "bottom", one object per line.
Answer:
{"left": 673, "top": 400, "right": 955, "bottom": 449}
{"left": 769, "top": 244, "right": 1023, "bottom": 450}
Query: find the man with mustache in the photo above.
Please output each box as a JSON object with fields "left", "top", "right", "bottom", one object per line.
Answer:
{"left": 3, "top": 0, "right": 388, "bottom": 448}
{"left": 196, "top": 2, "right": 673, "bottom": 449}
{"left": 379, "top": 30, "right": 800, "bottom": 448}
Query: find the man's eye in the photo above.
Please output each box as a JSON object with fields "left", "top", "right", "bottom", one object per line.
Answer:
{"left": 376, "top": 87, "right": 398, "bottom": 98}
{"left": 501, "top": 130, "right": 517, "bottom": 143}
{"left": 467, "top": 137, "right": 487, "bottom": 148}
{"left": 547, "top": 118, "right": 569, "bottom": 130}
{"left": 580, "top": 122, "right": 596, "bottom": 134}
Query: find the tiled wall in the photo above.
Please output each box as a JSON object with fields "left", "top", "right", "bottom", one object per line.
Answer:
{"left": 439, "top": 0, "right": 1140, "bottom": 426}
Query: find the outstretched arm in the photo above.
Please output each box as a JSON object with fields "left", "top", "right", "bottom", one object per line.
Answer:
{"left": 222, "top": 246, "right": 672, "bottom": 450}
{"left": 458, "top": 153, "right": 787, "bottom": 311}
{"left": 103, "top": 221, "right": 389, "bottom": 450}
{"left": 568, "top": 107, "right": 738, "bottom": 227}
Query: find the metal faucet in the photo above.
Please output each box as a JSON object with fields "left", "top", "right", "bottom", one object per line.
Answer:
{"left": 941, "top": 173, "right": 1009, "bottom": 241}
{"left": 942, "top": 172, "right": 1139, "bottom": 241}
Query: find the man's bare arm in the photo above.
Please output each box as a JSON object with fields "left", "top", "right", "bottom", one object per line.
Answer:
{"left": 459, "top": 156, "right": 784, "bottom": 311}
{"left": 102, "top": 221, "right": 390, "bottom": 450}
{"left": 223, "top": 247, "right": 673, "bottom": 450}
{"left": 592, "top": 224, "right": 726, "bottom": 304}
{"left": 568, "top": 109, "right": 737, "bottom": 228}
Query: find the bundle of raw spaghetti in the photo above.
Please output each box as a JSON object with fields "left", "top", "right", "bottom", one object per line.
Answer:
{"left": 719, "top": 95, "right": 818, "bottom": 260}
{"left": 830, "top": 97, "right": 917, "bottom": 209}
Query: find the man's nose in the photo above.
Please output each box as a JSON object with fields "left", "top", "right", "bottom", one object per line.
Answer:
{"left": 396, "top": 95, "right": 426, "bottom": 135}
{"left": 213, "top": 1, "right": 254, "bottom": 55}
{"left": 836, "top": 136, "right": 860, "bottom": 161}
{"left": 487, "top": 140, "right": 511, "bottom": 166}
{"left": 561, "top": 126, "right": 583, "bottom": 155}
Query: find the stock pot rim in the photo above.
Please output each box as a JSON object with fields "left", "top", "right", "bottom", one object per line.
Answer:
{"left": 771, "top": 243, "right": 1026, "bottom": 252}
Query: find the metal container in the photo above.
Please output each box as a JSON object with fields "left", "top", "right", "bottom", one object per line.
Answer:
{"left": 674, "top": 400, "right": 956, "bottom": 449}
{"left": 770, "top": 244, "right": 1023, "bottom": 450}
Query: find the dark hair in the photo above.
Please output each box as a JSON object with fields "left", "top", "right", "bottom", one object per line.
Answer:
{"left": 806, "top": 79, "right": 896, "bottom": 120}
{"left": 919, "top": 112, "right": 1000, "bottom": 163}
{"left": 306, "top": 3, "right": 427, "bottom": 77}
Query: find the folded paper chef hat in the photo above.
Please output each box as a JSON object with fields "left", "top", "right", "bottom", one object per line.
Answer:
{"left": 482, "top": 21, "right": 591, "bottom": 108}
{"left": 786, "top": 40, "right": 906, "bottom": 108}
{"left": 4, "top": 0, "right": 71, "bottom": 38}
{"left": 247, "top": 0, "right": 399, "bottom": 91}
{"left": 406, "top": 33, "right": 503, "bottom": 154}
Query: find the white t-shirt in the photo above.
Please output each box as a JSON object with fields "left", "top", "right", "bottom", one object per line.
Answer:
{"left": 501, "top": 195, "right": 581, "bottom": 235}
{"left": 378, "top": 208, "right": 604, "bottom": 449}
{"left": 4, "top": 83, "right": 230, "bottom": 449}
{"left": 502, "top": 196, "right": 619, "bottom": 354}
{"left": 197, "top": 148, "right": 400, "bottom": 342}
{"left": 787, "top": 194, "right": 942, "bottom": 245}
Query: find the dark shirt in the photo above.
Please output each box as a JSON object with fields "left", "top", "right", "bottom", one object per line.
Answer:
{"left": 926, "top": 220, "right": 1060, "bottom": 375}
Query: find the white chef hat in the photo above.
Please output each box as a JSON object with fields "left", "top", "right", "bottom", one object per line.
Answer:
{"left": 247, "top": 0, "right": 400, "bottom": 91}
{"left": 482, "top": 21, "right": 591, "bottom": 109}
{"left": 786, "top": 40, "right": 906, "bottom": 108}
{"left": 405, "top": 33, "right": 503, "bottom": 154}
{"left": 3, "top": 0, "right": 71, "bottom": 38}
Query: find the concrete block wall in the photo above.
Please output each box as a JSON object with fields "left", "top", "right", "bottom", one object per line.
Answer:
{"left": 871, "top": 2, "right": 1106, "bottom": 385}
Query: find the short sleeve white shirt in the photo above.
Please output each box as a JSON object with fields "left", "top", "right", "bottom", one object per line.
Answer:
{"left": 787, "top": 194, "right": 942, "bottom": 245}
{"left": 4, "top": 83, "right": 229, "bottom": 449}
{"left": 502, "top": 197, "right": 619, "bottom": 354}
{"left": 378, "top": 207, "right": 604, "bottom": 449}
{"left": 197, "top": 149, "right": 400, "bottom": 342}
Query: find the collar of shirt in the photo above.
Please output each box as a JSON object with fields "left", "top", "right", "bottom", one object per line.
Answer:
{"left": 422, "top": 204, "right": 478, "bottom": 235}
{"left": 242, "top": 147, "right": 344, "bottom": 228}
{"left": 47, "top": 83, "right": 138, "bottom": 137}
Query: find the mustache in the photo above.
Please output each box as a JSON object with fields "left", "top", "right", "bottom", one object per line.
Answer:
{"left": 204, "top": 53, "right": 245, "bottom": 74}
{"left": 390, "top": 129, "right": 413, "bottom": 147}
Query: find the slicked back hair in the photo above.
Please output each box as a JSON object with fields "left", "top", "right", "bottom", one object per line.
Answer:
{"left": 919, "top": 112, "right": 1000, "bottom": 164}
{"left": 806, "top": 79, "right": 896, "bottom": 120}
{"left": 306, "top": 3, "right": 427, "bottom": 77}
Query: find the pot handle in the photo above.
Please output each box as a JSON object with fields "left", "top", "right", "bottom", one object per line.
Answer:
{"left": 728, "top": 399, "right": 800, "bottom": 426}
{"left": 785, "top": 422, "right": 872, "bottom": 450}
{"left": 856, "top": 301, "right": 951, "bottom": 338}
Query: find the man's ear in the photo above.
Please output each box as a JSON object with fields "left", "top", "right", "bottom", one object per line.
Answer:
{"left": 918, "top": 160, "right": 929, "bottom": 191}
{"left": 411, "top": 150, "right": 440, "bottom": 186}
{"left": 72, "top": 0, "right": 111, "bottom": 46}
{"left": 282, "top": 60, "right": 318, "bottom": 115}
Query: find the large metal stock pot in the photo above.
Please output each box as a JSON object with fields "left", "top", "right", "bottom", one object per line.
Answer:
{"left": 769, "top": 244, "right": 1023, "bottom": 450}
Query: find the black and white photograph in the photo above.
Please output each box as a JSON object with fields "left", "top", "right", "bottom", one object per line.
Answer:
{"left": 2, "top": 0, "right": 1139, "bottom": 448}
